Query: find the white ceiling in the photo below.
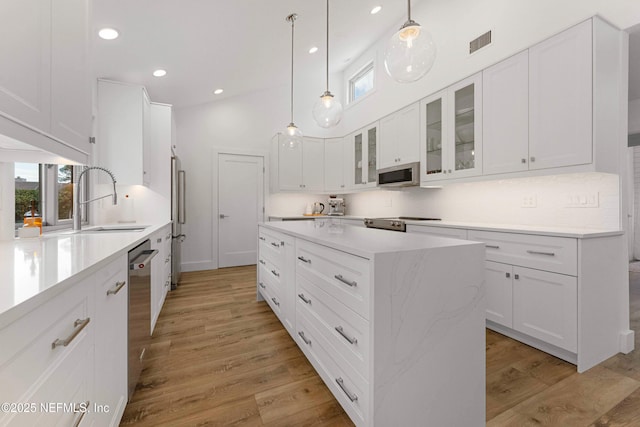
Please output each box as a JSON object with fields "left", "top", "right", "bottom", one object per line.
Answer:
{"left": 91, "top": 0, "right": 419, "bottom": 108}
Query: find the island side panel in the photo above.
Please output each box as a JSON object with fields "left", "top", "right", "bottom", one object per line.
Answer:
{"left": 371, "top": 243, "right": 486, "bottom": 427}
{"left": 577, "top": 234, "right": 633, "bottom": 372}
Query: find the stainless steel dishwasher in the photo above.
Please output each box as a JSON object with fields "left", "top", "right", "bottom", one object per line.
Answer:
{"left": 128, "top": 240, "right": 158, "bottom": 400}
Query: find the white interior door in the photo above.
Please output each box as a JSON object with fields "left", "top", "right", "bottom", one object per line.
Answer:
{"left": 218, "top": 154, "right": 264, "bottom": 268}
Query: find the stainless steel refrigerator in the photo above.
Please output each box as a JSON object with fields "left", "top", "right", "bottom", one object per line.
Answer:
{"left": 171, "top": 154, "right": 186, "bottom": 289}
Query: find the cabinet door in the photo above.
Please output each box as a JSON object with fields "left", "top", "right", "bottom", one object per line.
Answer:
{"left": 485, "top": 261, "right": 513, "bottom": 328}
{"left": 278, "top": 136, "right": 303, "bottom": 190}
{"left": 50, "top": 0, "right": 91, "bottom": 154}
{"left": 395, "top": 102, "right": 420, "bottom": 165}
{"left": 302, "top": 137, "right": 325, "bottom": 192}
{"left": 0, "top": 0, "right": 51, "bottom": 131}
{"left": 150, "top": 230, "right": 165, "bottom": 333}
{"left": 449, "top": 73, "right": 482, "bottom": 178}
{"left": 142, "top": 89, "right": 152, "bottom": 187}
{"left": 148, "top": 103, "right": 172, "bottom": 199}
{"left": 343, "top": 135, "right": 356, "bottom": 190}
{"left": 483, "top": 51, "right": 529, "bottom": 175}
{"left": 352, "top": 130, "right": 365, "bottom": 186}
{"left": 324, "top": 138, "right": 345, "bottom": 192}
{"left": 364, "top": 123, "right": 378, "bottom": 187}
{"left": 420, "top": 90, "right": 447, "bottom": 182}
{"left": 529, "top": 20, "right": 592, "bottom": 170}
{"left": 95, "top": 262, "right": 128, "bottom": 427}
{"left": 513, "top": 266, "right": 577, "bottom": 352}
{"left": 378, "top": 114, "right": 397, "bottom": 169}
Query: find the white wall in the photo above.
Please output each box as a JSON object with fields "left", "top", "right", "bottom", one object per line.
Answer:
{"left": 345, "top": 173, "right": 620, "bottom": 230}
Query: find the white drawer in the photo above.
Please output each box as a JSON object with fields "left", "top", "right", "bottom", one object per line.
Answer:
{"left": 296, "top": 308, "right": 368, "bottom": 426}
{"left": 259, "top": 228, "right": 288, "bottom": 267}
{"left": 0, "top": 280, "right": 91, "bottom": 406}
{"left": 296, "top": 239, "right": 370, "bottom": 320}
{"left": 407, "top": 224, "right": 468, "bottom": 240}
{"left": 2, "top": 332, "right": 94, "bottom": 426}
{"left": 259, "top": 277, "right": 284, "bottom": 320}
{"left": 467, "top": 230, "right": 577, "bottom": 276}
{"left": 258, "top": 258, "right": 283, "bottom": 289}
{"left": 297, "top": 274, "right": 370, "bottom": 380}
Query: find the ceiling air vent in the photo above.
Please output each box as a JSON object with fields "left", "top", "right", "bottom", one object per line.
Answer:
{"left": 470, "top": 31, "right": 492, "bottom": 54}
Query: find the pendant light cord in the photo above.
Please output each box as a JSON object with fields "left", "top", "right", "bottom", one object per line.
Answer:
{"left": 325, "top": 0, "right": 329, "bottom": 93}
{"left": 407, "top": 0, "right": 411, "bottom": 21}
{"left": 290, "top": 15, "right": 295, "bottom": 123}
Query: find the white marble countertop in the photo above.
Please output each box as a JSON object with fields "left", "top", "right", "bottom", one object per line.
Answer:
{"left": 260, "top": 221, "right": 482, "bottom": 259}
{"left": 404, "top": 220, "right": 623, "bottom": 239}
{"left": 268, "top": 215, "right": 365, "bottom": 220}
{"left": 0, "top": 222, "right": 170, "bottom": 325}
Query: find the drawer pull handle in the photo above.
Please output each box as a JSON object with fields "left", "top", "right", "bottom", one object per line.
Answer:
{"left": 486, "top": 245, "right": 500, "bottom": 249}
{"left": 271, "top": 269, "right": 280, "bottom": 277}
{"left": 298, "top": 331, "right": 311, "bottom": 345}
{"left": 335, "top": 326, "right": 358, "bottom": 344}
{"left": 526, "top": 250, "right": 556, "bottom": 256}
{"left": 259, "top": 259, "right": 266, "bottom": 265}
{"left": 106, "top": 280, "right": 126, "bottom": 296}
{"left": 157, "top": 238, "right": 162, "bottom": 243}
{"left": 298, "top": 293, "right": 311, "bottom": 304}
{"left": 514, "top": 274, "right": 520, "bottom": 280}
{"left": 505, "top": 272, "right": 510, "bottom": 278}
{"left": 72, "top": 401, "right": 90, "bottom": 427}
{"left": 259, "top": 282, "right": 266, "bottom": 289}
{"left": 297, "top": 256, "right": 311, "bottom": 264}
{"left": 271, "top": 297, "right": 280, "bottom": 306}
{"left": 336, "top": 377, "right": 358, "bottom": 402}
{"left": 271, "top": 242, "right": 280, "bottom": 248}
{"left": 52, "top": 318, "right": 90, "bottom": 350}
{"left": 334, "top": 274, "right": 357, "bottom": 287}
{"left": 259, "top": 236, "right": 266, "bottom": 241}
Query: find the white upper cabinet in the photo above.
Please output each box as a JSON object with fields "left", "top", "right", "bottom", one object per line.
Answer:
{"left": 0, "top": 0, "right": 91, "bottom": 162}
{"left": 276, "top": 136, "right": 325, "bottom": 192}
{"left": 50, "top": 0, "right": 91, "bottom": 154}
{"left": 0, "top": 0, "right": 51, "bottom": 131}
{"left": 529, "top": 20, "right": 592, "bottom": 170}
{"left": 324, "top": 138, "right": 346, "bottom": 193}
{"left": 379, "top": 102, "right": 420, "bottom": 169}
{"left": 148, "top": 103, "right": 173, "bottom": 199}
{"left": 421, "top": 73, "right": 483, "bottom": 183}
{"left": 97, "top": 80, "right": 152, "bottom": 187}
{"left": 483, "top": 51, "right": 529, "bottom": 175}
{"left": 346, "top": 122, "right": 378, "bottom": 189}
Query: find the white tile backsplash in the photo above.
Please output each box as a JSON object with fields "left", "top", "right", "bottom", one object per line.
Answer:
{"left": 342, "top": 173, "right": 620, "bottom": 230}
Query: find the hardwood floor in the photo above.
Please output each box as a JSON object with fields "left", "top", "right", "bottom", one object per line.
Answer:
{"left": 121, "top": 267, "right": 640, "bottom": 426}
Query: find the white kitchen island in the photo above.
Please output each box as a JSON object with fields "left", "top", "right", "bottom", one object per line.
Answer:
{"left": 257, "top": 220, "right": 486, "bottom": 427}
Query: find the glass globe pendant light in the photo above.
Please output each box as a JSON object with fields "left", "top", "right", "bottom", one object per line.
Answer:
{"left": 312, "top": 0, "right": 342, "bottom": 128}
{"left": 384, "top": 0, "right": 436, "bottom": 83}
{"left": 284, "top": 13, "right": 303, "bottom": 147}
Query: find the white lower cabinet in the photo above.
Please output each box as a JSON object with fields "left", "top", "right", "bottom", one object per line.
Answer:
{"left": 94, "top": 255, "right": 129, "bottom": 426}
{"left": 0, "top": 254, "right": 131, "bottom": 427}
{"left": 258, "top": 224, "right": 485, "bottom": 426}
{"left": 484, "top": 261, "right": 514, "bottom": 328}
{"left": 151, "top": 225, "right": 171, "bottom": 333}
{"left": 512, "top": 266, "right": 577, "bottom": 352}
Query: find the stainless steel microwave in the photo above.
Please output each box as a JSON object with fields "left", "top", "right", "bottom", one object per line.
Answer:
{"left": 377, "top": 162, "right": 420, "bottom": 188}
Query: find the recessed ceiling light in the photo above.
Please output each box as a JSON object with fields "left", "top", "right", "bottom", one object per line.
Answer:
{"left": 370, "top": 6, "right": 382, "bottom": 14}
{"left": 309, "top": 46, "right": 319, "bottom": 54}
{"left": 98, "top": 28, "right": 119, "bottom": 40}
{"left": 153, "top": 69, "right": 167, "bottom": 77}
{"left": 213, "top": 88, "right": 224, "bottom": 95}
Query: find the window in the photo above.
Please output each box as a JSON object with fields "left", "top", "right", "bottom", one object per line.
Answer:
{"left": 14, "top": 163, "right": 86, "bottom": 231}
{"left": 349, "top": 62, "right": 375, "bottom": 104}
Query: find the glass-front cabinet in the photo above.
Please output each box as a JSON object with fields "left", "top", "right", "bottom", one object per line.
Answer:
{"left": 421, "top": 73, "right": 483, "bottom": 183}
{"left": 345, "top": 122, "right": 378, "bottom": 189}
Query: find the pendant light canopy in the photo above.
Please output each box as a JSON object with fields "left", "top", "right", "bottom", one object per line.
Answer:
{"left": 312, "top": 0, "right": 343, "bottom": 128}
{"left": 284, "top": 13, "right": 303, "bottom": 147}
{"left": 384, "top": 0, "right": 436, "bottom": 83}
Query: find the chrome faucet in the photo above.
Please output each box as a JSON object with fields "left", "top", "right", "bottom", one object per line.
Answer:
{"left": 73, "top": 166, "right": 118, "bottom": 231}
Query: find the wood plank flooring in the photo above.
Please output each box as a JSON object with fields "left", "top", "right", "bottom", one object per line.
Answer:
{"left": 121, "top": 267, "right": 640, "bottom": 426}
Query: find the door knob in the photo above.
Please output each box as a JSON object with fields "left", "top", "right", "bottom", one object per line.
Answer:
{"left": 219, "top": 214, "right": 229, "bottom": 219}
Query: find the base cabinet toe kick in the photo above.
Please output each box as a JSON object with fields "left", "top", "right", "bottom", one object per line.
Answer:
{"left": 257, "top": 223, "right": 486, "bottom": 426}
